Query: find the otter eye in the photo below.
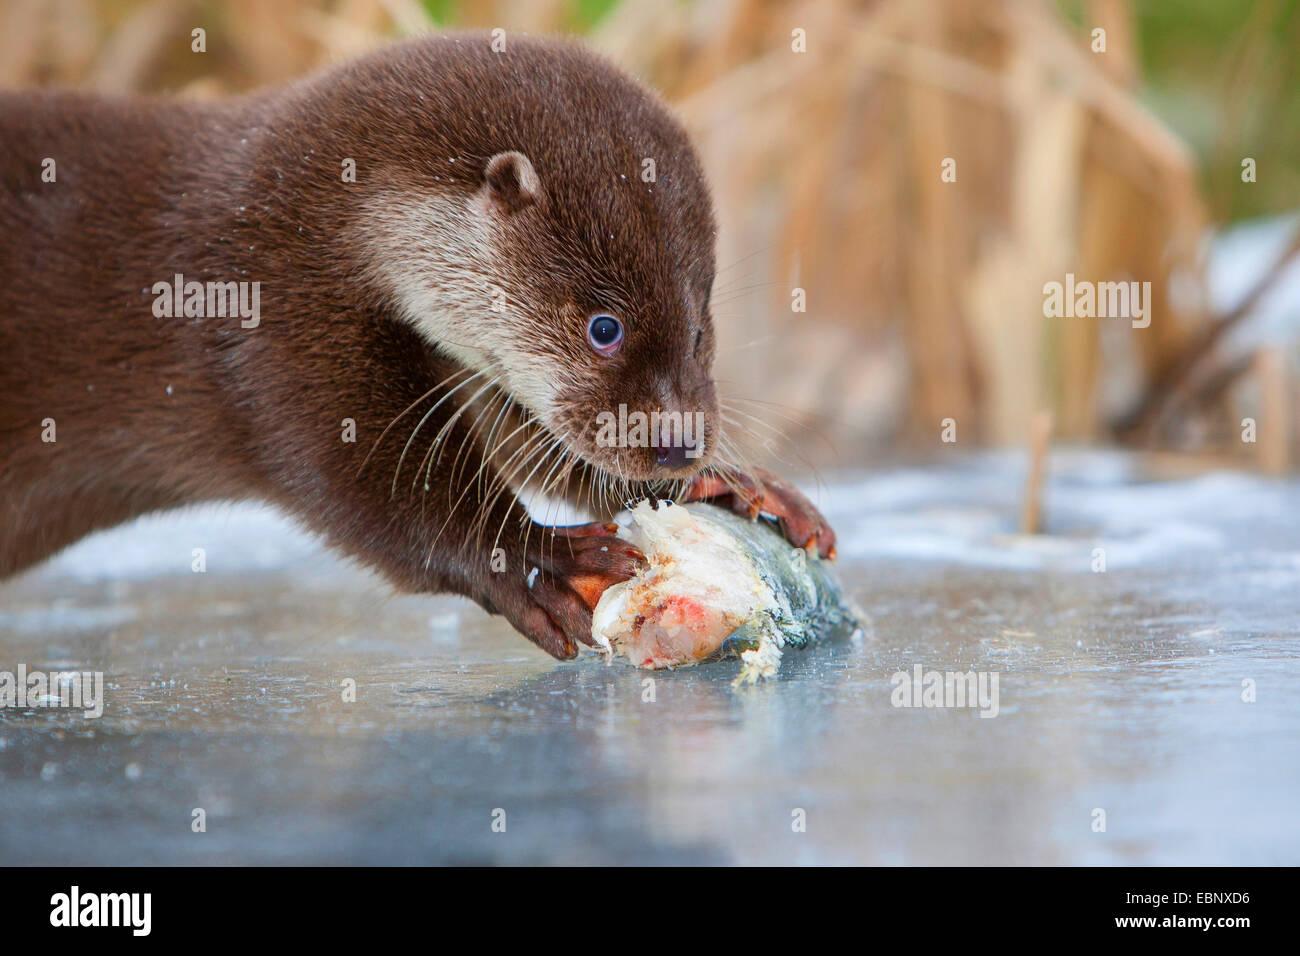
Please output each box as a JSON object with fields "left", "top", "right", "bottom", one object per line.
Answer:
{"left": 587, "top": 314, "right": 623, "bottom": 356}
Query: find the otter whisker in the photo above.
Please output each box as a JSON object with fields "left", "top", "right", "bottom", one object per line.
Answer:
{"left": 718, "top": 412, "right": 790, "bottom": 462}
{"left": 467, "top": 391, "right": 517, "bottom": 499}
{"left": 430, "top": 425, "right": 550, "bottom": 565}
{"left": 708, "top": 279, "right": 789, "bottom": 307}
{"left": 391, "top": 366, "right": 489, "bottom": 498}
{"left": 720, "top": 413, "right": 828, "bottom": 491}
{"left": 429, "top": 441, "right": 529, "bottom": 562}
{"left": 532, "top": 442, "right": 572, "bottom": 520}
{"left": 720, "top": 392, "right": 840, "bottom": 455}
{"left": 509, "top": 434, "right": 567, "bottom": 561}
{"left": 357, "top": 365, "right": 475, "bottom": 479}
{"left": 479, "top": 425, "right": 554, "bottom": 549}
{"left": 424, "top": 386, "right": 513, "bottom": 530}
{"left": 709, "top": 243, "right": 776, "bottom": 286}
{"left": 442, "top": 386, "right": 506, "bottom": 501}
{"left": 535, "top": 447, "right": 579, "bottom": 570}
{"left": 469, "top": 425, "right": 549, "bottom": 550}
{"left": 411, "top": 374, "right": 501, "bottom": 499}
{"left": 442, "top": 424, "right": 533, "bottom": 553}
{"left": 710, "top": 335, "right": 775, "bottom": 355}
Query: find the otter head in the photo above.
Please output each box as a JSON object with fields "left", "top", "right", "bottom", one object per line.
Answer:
{"left": 468, "top": 145, "right": 719, "bottom": 487}
{"left": 357, "top": 36, "right": 720, "bottom": 491}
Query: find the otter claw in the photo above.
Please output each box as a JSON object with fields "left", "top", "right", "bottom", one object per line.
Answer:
{"left": 682, "top": 465, "right": 837, "bottom": 560}
{"left": 520, "top": 522, "right": 646, "bottom": 656}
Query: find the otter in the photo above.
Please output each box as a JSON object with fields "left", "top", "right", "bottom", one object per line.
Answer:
{"left": 0, "top": 33, "right": 835, "bottom": 660}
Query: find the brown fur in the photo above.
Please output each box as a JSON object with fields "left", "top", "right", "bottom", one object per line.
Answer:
{"left": 0, "top": 33, "right": 832, "bottom": 659}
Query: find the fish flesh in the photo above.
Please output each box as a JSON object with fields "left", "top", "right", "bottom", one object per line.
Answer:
{"left": 590, "top": 500, "right": 860, "bottom": 682}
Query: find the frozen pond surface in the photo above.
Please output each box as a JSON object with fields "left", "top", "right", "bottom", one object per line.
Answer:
{"left": 1, "top": 449, "right": 1298, "bottom": 864}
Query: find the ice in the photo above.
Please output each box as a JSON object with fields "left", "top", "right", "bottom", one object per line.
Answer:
{"left": 2, "top": 449, "right": 1299, "bottom": 864}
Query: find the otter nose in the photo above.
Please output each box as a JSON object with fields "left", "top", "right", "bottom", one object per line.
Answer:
{"left": 655, "top": 415, "right": 698, "bottom": 472}
{"left": 656, "top": 442, "right": 689, "bottom": 471}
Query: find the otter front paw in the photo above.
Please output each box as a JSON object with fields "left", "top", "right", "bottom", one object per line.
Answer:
{"left": 496, "top": 522, "right": 645, "bottom": 660}
{"left": 683, "top": 465, "right": 837, "bottom": 559}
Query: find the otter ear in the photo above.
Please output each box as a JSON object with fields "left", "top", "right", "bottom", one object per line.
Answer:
{"left": 482, "top": 151, "right": 540, "bottom": 213}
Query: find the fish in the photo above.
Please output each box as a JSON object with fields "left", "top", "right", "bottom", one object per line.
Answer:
{"left": 590, "top": 500, "right": 861, "bottom": 682}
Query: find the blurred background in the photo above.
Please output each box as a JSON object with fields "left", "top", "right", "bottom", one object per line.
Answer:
{"left": 3, "top": 0, "right": 1297, "bottom": 474}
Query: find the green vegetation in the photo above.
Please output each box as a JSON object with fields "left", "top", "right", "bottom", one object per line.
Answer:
{"left": 1058, "top": 0, "right": 1299, "bottom": 222}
